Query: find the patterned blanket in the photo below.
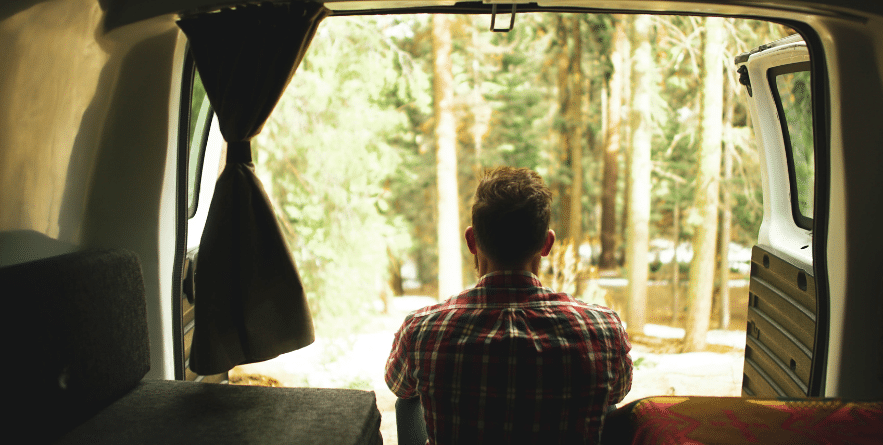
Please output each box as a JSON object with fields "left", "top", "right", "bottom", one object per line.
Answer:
{"left": 601, "top": 396, "right": 883, "bottom": 444}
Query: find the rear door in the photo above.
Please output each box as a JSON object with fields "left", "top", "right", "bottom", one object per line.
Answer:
{"left": 736, "top": 35, "right": 826, "bottom": 398}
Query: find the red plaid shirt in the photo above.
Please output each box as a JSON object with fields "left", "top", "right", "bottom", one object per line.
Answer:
{"left": 385, "top": 271, "right": 632, "bottom": 444}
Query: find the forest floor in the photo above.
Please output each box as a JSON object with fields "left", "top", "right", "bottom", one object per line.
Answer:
{"left": 231, "top": 285, "right": 748, "bottom": 445}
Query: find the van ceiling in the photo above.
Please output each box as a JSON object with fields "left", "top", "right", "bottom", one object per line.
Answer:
{"left": 103, "top": 0, "right": 880, "bottom": 31}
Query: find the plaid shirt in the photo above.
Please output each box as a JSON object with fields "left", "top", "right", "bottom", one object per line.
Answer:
{"left": 385, "top": 271, "right": 632, "bottom": 444}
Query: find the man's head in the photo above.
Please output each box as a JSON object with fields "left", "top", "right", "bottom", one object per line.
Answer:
{"left": 467, "top": 167, "right": 554, "bottom": 270}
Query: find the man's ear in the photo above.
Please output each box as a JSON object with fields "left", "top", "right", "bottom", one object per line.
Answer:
{"left": 465, "top": 226, "right": 478, "bottom": 255}
{"left": 540, "top": 229, "right": 555, "bottom": 257}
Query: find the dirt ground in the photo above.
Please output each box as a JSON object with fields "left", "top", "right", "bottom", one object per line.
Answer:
{"left": 601, "top": 278, "right": 750, "bottom": 332}
{"left": 231, "top": 283, "right": 749, "bottom": 444}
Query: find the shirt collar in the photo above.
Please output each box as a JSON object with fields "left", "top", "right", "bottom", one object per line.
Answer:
{"left": 475, "top": 270, "right": 544, "bottom": 289}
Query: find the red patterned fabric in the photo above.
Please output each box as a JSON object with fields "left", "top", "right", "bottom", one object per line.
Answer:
{"left": 602, "top": 396, "right": 883, "bottom": 444}
{"left": 386, "top": 271, "right": 633, "bottom": 444}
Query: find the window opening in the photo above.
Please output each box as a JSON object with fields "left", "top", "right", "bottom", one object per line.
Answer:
{"left": 215, "top": 13, "right": 803, "bottom": 440}
{"left": 187, "top": 67, "right": 213, "bottom": 219}
{"left": 769, "top": 62, "right": 814, "bottom": 229}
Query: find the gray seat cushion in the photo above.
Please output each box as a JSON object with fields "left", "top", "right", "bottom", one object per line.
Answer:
{"left": 56, "top": 380, "right": 383, "bottom": 444}
{"left": 2, "top": 249, "right": 150, "bottom": 441}
{"left": 4, "top": 248, "right": 383, "bottom": 444}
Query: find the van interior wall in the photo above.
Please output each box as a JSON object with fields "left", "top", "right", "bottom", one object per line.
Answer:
{"left": 0, "top": 0, "right": 182, "bottom": 379}
{"left": 817, "top": 15, "right": 883, "bottom": 399}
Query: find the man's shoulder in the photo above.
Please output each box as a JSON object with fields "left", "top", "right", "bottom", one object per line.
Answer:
{"left": 399, "top": 294, "right": 467, "bottom": 325}
{"left": 576, "top": 300, "right": 625, "bottom": 317}
{"left": 558, "top": 299, "right": 628, "bottom": 330}
{"left": 404, "top": 300, "right": 451, "bottom": 320}
{"left": 536, "top": 292, "right": 617, "bottom": 313}
{"left": 402, "top": 293, "right": 623, "bottom": 322}
{"left": 569, "top": 300, "right": 621, "bottom": 315}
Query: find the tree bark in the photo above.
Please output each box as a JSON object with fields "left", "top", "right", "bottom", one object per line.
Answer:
{"left": 671, "top": 184, "right": 681, "bottom": 325}
{"left": 432, "top": 14, "right": 463, "bottom": 300}
{"left": 470, "top": 28, "right": 490, "bottom": 176}
{"left": 600, "top": 15, "right": 627, "bottom": 270}
{"left": 684, "top": 17, "right": 725, "bottom": 351}
{"left": 555, "top": 16, "right": 573, "bottom": 241}
{"left": 568, "top": 16, "right": 585, "bottom": 297}
{"left": 619, "top": 17, "right": 633, "bottom": 259}
{"left": 626, "top": 14, "right": 653, "bottom": 334}
{"left": 718, "top": 79, "right": 736, "bottom": 330}
{"left": 568, "top": 15, "right": 584, "bottom": 252}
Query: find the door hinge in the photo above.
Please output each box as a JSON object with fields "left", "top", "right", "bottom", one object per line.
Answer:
{"left": 737, "top": 65, "right": 753, "bottom": 97}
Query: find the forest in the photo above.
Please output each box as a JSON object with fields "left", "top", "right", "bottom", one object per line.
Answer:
{"left": 250, "top": 12, "right": 796, "bottom": 352}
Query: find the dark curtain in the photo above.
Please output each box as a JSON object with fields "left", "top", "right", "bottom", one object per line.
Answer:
{"left": 178, "top": 2, "right": 329, "bottom": 376}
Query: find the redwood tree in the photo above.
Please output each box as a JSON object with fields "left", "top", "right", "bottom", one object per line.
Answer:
{"left": 684, "top": 17, "right": 725, "bottom": 351}
{"left": 625, "top": 14, "right": 653, "bottom": 334}
{"left": 433, "top": 14, "right": 463, "bottom": 300}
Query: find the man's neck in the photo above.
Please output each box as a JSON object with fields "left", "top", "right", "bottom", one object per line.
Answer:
{"left": 477, "top": 255, "right": 541, "bottom": 277}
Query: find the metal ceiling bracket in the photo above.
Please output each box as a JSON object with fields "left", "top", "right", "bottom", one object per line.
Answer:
{"left": 490, "top": 4, "right": 516, "bottom": 32}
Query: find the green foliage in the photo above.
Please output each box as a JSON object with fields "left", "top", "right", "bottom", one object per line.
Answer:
{"left": 633, "top": 356, "right": 656, "bottom": 369}
{"left": 776, "top": 70, "right": 814, "bottom": 218}
{"left": 645, "top": 17, "right": 788, "bottom": 246}
{"left": 479, "top": 14, "right": 557, "bottom": 171}
{"left": 254, "top": 16, "right": 418, "bottom": 336}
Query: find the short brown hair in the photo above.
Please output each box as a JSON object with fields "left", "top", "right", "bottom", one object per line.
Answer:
{"left": 471, "top": 167, "right": 552, "bottom": 267}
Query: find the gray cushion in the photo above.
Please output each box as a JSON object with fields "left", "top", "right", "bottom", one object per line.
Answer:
{"left": 1, "top": 249, "right": 150, "bottom": 441}
{"left": 3, "top": 249, "right": 383, "bottom": 444}
{"left": 56, "top": 380, "right": 383, "bottom": 445}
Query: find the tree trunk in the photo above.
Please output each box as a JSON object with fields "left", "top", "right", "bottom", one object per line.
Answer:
{"left": 433, "top": 14, "right": 463, "bottom": 300}
{"left": 626, "top": 14, "right": 653, "bottom": 334}
{"left": 671, "top": 184, "right": 681, "bottom": 325}
{"left": 387, "top": 247, "right": 404, "bottom": 297}
{"left": 600, "top": 15, "right": 627, "bottom": 270}
{"left": 470, "top": 28, "right": 490, "bottom": 176}
{"left": 568, "top": 15, "right": 584, "bottom": 252}
{"left": 619, "top": 17, "right": 633, "bottom": 261}
{"left": 718, "top": 80, "right": 736, "bottom": 330}
{"left": 555, "top": 16, "right": 573, "bottom": 241}
{"left": 568, "top": 16, "right": 585, "bottom": 297}
{"left": 683, "top": 17, "right": 725, "bottom": 351}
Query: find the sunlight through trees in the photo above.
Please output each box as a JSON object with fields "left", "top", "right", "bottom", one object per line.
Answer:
{"left": 252, "top": 12, "right": 793, "bottom": 342}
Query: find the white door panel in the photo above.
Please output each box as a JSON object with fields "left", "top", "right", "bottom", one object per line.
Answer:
{"left": 743, "top": 38, "right": 813, "bottom": 268}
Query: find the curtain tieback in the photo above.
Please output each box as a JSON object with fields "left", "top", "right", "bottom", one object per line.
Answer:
{"left": 227, "top": 140, "right": 252, "bottom": 163}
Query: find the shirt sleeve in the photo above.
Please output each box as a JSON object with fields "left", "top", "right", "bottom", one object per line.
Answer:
{"left": 607, "top": 315, "right": 633, "bottom": 405}
{"left": 385, "top": 315, "right": 418, "bottom": 399}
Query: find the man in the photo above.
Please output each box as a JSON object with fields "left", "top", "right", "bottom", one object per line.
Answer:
{"left": 386, "top": 167, "right": 632, "bottom": 444}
